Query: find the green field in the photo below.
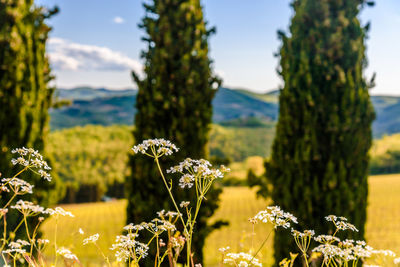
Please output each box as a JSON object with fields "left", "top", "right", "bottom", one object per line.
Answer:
{"left": 41, "top": 174, "right": 400, "bottom": 266}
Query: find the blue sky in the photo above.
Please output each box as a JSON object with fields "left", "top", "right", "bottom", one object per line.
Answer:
{"left": 36, "top": 0, "right": 400, "bottom": 95}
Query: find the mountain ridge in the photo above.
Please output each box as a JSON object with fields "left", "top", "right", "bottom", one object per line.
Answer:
{"left": 51, "top": 86, "right": 400, "bottom": 137}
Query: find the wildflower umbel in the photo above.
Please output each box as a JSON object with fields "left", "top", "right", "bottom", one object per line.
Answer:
{"left": 56, "top": 247, "right": 79, "bottom": 261}
{"left": 251, "top": 206, "right": 298, "bottom": 229}
{"left": 83, "top": 233, "right": 100, "bottom": 245}
{"left": 11, "top": 147, "right": 52, "bottom": 181}
{"left": 325, "top": 215, "right": 358, "bottom": 232}
{"left": 223, "top": 252, "right": 262, "bottom": 267}
{"left": 167, "top": 158, "right": 228, "bottom": 190}
{"left": 132, "top": 138, "right": 179, "bottom": 157}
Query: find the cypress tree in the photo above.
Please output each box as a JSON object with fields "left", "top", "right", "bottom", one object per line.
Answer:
{"left": 262, "top": 0, "right": 375, "bottom": 263}
{"left": 0, "top": 1, "right": 60, "bottom": 233}
{"left": 126, "top": 0, "right": 221, "bottom": 265}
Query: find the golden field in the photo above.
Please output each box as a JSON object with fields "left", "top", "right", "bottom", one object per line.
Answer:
{"left": 41, "top": 174, "right": 400, "bottom": 266}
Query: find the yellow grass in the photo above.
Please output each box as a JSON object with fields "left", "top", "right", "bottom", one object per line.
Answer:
{"left": 41, "top": 174, "right": 400, "bottom": 266}
{"left": 226, "top": 156, "right": 265, "bottom": 180}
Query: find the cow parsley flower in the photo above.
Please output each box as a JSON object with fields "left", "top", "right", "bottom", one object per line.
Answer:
{"left": 11, "top": 147, "right": 52, "bottom": 181}
{"left": 57, "top": 247, "right": 79, "bottom": 261}
{"left": 251, "top": 206, "right": 297, "bottom": 229}
{"left": 180, "top": 201, "right": 190, "bottom": 208}
{"left": 11, "top": 200, "right": 46, "bottom": 216}
{"left": 223, "top": 252, "right": 262, "bottom": 267}
{"left": 132, "top": 139, "right": 178, "bottom": 157}
{"left": 83, "top": 233, "right": 99, "bottom": 245}
{"left": 1, "top": 177, "right": 34, "bottom": 194}
{"left": 179, "top": 174, "right": 195, "bottom": 188}
{"left": 325, "top": 215, "right": 358, "bottom": 232}
{"left": 45, "top": 207, "right": 74, "bottom": 218}
{"left": 314, "top": 234, "right": 340, "bottom": 244}
{"left": 167, "top": 158, "right": 228, "bottom": 191}
{"left": 110, "top": 233, "right": 149, "bottom": 262}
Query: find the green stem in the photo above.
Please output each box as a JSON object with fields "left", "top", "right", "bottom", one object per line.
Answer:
{"left": 154, "top": 157, "right": 191, "bottom": 266}
{"left": 54, "top": 219, "right": 58, "bottom": 267}
{"left": 248, "top": 229, "right": 273, "bottom": 265}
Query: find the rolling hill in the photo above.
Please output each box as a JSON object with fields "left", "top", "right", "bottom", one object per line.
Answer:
{"left": 50, "top": 86, "right": 400, "bottom": 137}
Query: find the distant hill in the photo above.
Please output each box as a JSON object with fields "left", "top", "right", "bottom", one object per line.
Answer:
{"left": 50, "top": 86, "right": 400, "bottom": 137}
{"left": 54, "top": 86, "right": 135, "bottom": 100}
{"left": 50, "top": 87, "right": 279, "bottom": 130}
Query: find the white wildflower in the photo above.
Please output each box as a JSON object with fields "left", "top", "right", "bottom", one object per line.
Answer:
{"left": 11, "top": 200, "right": 45, "bottom": 216}
{"left": 78, "top": 228, "right": 84, "bottom": 235}
{"left": 251, "top": 206, "right": 297, "bottom": 229}
{"left": 180, "top": 201, "right": 190, "bottom": 208}
{"left": 45, "top": 206, "right": 74, "bottom": 218}
{"left": 1, "top": 177, "right": 34, "bottom": 194}
{"left": 314, "top": 235, "right": 340, "bottom": 244}
{"left": 313, "top": 244, "right": 343, "bottom": 261}
{"left": 83, "top": 233, "right": 99, "bottom": 245}
{"left": 110, "top": 232, "right": 149, "bottom": 262}
{"left": 11, "top": 147, "right": 52, "bottom": 181}
{"left": 132, "top": 139, "right": 178, "bottom": 157}
{"left": 223, "top": 252, "right": 262, "bottom": 267}
{"left": 179, "top": 174, "right": 195, "bottom": 188}
{"left": 57, "top": 247, "right": 79, "bottom": 261}
{"left": 372, "top": 249, "right": 396, "bottom": 257}
{"left": 291, "top": 229, "right": 315, "bottom": 238}
{"left": 325, "top": 215, "right": 358, "bottom": 232}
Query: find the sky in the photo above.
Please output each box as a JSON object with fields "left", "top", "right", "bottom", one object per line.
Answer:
{"left": 35, "top": 0, "right": 400, "bottom": 95}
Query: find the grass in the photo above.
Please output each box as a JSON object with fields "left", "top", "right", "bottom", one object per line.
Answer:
{"left": 41, "top": 174, "right": 400, "bottom": 266}
{"left": 225, "top": 156, "right": 265, "bottom": 181}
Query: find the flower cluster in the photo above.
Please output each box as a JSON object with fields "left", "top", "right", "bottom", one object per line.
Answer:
{"left": 167, "top": 158, "right": 228, "bottom": 190}
{"left": 325, "top": 215, "right": 358, "bottom": 232}
{"left": 291, "top": 229, "right": 315, "bottom": 239}
{"left": 251, "top": 206, "right": 298, "bottom": 229}
{"left": 110, "top": 233, "right": 149, "bottom": 262}
{"left": 132, "top": 139, "right": 179, "bottom": 157}
{"left": 1, "top": 177, "right": 34, "bottom": 194}
{"left": 11, "top": 200, "right": 46, "bottom": 216}
{"left": 142, "top": 218, "right": 177, "bottom": 235}
{"left": 313, "top": 236, "right": 375, "bottom": 263}
{"left": 46, "top": 206, "right": 74, "bottom": 218}
{"left": 223, "top": 252, "right": 262, "bottom": 267}
{"left": 83, "top": 233, "right": 100, "bottom": 245}
{"left": 2, "top": 239, "right": 30, "bottom": 255}
{"left": 11, "top": 147, "right": 52, "bottom": 181}
{"left": 56, "top": 247, "right": 79, "bottom": 261}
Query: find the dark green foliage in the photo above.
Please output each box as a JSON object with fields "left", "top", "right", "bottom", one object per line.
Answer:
{"left": 261, "top": 0, "right": 375, "bottom": 264}
{"left": 0, "top": 0, "right": 61, "bottom": 234}
{"left": 126, "top": 0, "right": 221, "bottom": 264}
{"left": 370, "top": 150, "right": 400, "bottom": 175}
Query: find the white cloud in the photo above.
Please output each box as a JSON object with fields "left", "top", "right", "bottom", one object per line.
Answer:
{"left": 47, "top": 38, "right": 142, "bottom": 74}
{"left": 113, "top": 16, "right": 125, "bottom": 24}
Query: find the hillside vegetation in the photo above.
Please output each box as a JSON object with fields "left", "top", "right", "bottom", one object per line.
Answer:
{"left": 47, "top": 124, "right": 275, "bottom": 202}
{"left": 47, "top": 124, "right": 400, "bottom": 203}
{"left": 51, "top": 87, "right": 400, "bottom": 138}
{"left": 370, "top": 133, "right": 400, "bottom": 174}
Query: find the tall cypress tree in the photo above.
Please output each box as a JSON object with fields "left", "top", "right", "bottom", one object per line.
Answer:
{"left": 262, "top": 0, "right": 375, "bottom": 263}
{"left": 0, "top": 1, "right": 60, "bottom": 231}
{"left": 127, "top": 0, "right": 221, "bottom": 264}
